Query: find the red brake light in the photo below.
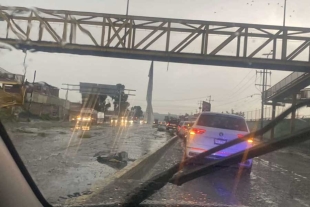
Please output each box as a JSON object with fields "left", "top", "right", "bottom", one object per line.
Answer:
{"left": 238, "top": 134, "right": 253, "bottom": 143}
{"left": 190, "top": 128, "right": 206, "bottom": 135}
{"left": 237, "top": 134, "right": 244, "bottom": 138}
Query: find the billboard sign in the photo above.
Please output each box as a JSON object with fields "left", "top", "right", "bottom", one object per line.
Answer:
{"left": 202, "top": 101, "right": 211, "bottom": 112}
{"left": 79, "top": 83, "right": 119, "bottom": 96}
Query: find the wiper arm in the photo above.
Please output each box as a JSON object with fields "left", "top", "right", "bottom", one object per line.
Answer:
{"left": 121, "top": 99, "right": 310, "bottom": 207}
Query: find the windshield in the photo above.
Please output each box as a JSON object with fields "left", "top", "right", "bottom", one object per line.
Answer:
{"left": 1, "top": 0, "right": 310, "bottom": 206}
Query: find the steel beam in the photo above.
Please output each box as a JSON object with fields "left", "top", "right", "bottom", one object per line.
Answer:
{"left": 0, "top": 6, "right": 310, "bottom": 72}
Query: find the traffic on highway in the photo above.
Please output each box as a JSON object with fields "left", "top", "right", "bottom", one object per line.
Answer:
{"left": 1, "top": 0, "right": 310, "bottom": 207}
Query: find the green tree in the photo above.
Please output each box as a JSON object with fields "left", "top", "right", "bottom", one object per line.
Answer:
{"left": 132, "top": 106, "right": 143, "bottom": 118}
{"left": 111, "top": 84, "right": 130, "bottom": 116}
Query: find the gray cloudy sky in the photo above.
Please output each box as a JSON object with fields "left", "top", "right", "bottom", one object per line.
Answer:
{"left": 1, "top": 0, "right": 310, "bottom": 115}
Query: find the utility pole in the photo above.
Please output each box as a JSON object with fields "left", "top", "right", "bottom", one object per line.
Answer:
{"left": 28, "top": 70, "right": 36, "bottom": 111}
{"left": 256, "top": 70, "right": 271, "bottom": 133}
{"left": 197, "top": 101, "right": 202, "bottom": 112}
{"left": 62, "top": 83, "right": 70, "bottom": 120}
{"left": 207, "top": 95, "right": 212, "bottom": 103}
{"left": 256, "top": 51, "right": 273, "bottom": 139}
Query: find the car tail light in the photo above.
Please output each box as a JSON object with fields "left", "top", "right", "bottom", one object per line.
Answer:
{"left": 238, "top": 134, "right": 253, "bottom": 143}
{"left": 190, "top": 128, "right": 206, "bottom": 135}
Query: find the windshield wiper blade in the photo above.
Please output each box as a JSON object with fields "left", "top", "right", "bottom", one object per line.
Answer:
{"left": 121, "top": 99, "right": 310, "bottom": 207}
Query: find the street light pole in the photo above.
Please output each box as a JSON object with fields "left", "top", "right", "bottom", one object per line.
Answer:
{"left": 283, "top": 0, "right": 287, "bottom": 27}
{"left": 124, "top": 0, "right": 130, "bottom": 46}
{"left": 126, "top": 0, "right": 130, "bottom": 15}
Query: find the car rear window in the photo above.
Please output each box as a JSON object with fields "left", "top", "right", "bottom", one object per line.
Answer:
{"left": 197, "top": 114, "right": 248, "bottom": 132}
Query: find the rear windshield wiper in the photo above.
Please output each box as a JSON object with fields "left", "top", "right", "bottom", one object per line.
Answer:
{"left": 122, "top": 99, "right": 310, "bottom": 207}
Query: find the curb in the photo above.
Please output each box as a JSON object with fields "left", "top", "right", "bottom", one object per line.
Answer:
{"left": 120, "top": 135, "right": 178, "bottom": 180}
{"left": 104, "top": 135, "right": 177, "bottom": 182}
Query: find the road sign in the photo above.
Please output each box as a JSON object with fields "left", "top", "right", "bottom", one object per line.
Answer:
{"left": 202, "top": 101, "right": 211, "bottom": 112}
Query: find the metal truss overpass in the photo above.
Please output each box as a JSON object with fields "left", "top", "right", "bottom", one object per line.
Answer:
{"left": 264, "top": 72, "right": 310, "bottom": 102}
{"left": 1, "top": 6, "right": 310, "bottom": 72}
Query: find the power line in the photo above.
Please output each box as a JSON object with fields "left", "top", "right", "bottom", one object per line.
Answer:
{"left": 232, "top": 73, "right": 256, "bottom": 95}
{"left": 213, "top": 93, "right": 259, "bottom": 108}
{"left": 133, "top": 95, "right": 212, "bottom": 102}
{"left": 217, "top": 73, "right": 256, "bottom": 102}
{"left": 228, "top": 70, "right": 253, "bottom": 93}
{"left": 215, "top": 70, "right": 253, "bottom": 101}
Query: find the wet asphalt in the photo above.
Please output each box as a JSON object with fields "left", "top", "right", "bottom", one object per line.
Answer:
{"left": 78, "top": 137, "right": 310, "bottom": 207}
{"left": 5, "top": 121, "right": 170, "bottom": 205}
{"left": 144, "top": 139, "right": 310, "bottom": 207}
{"left": 4, "top": 121, "right": 310, "bottom": 206}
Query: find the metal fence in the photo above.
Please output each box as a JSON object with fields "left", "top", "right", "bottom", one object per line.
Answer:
{"left": 244, "top": 106, "right": 292, "bottom": 121}
{"left": 245, "top": 106, "right": 310, "bottom": 121}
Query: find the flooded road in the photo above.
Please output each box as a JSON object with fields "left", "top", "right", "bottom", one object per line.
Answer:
{"left": 80, "top": 138, "right": 310, "bottom": 207}
{"left": 5, "top": 120, "right": 310, "bottom": 207}
{"left": 5, "top": 121, "right": 170, "bottom": 204}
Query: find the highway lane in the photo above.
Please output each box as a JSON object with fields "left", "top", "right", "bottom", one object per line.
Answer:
{"left": 146, "top": 138, "right": 310, "bottom": 207}
{"left": 8, "top": 119, "right": 309, "bottom": 207}
{"left": 80, "top": 137, "right": 310, "bottom": 207}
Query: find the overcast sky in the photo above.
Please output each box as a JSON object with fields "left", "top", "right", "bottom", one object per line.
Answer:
{"left": 1, "top": 0, "right": 310, "bottom": 116}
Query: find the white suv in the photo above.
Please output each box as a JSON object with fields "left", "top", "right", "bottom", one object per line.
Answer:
{"left": 186, "top": 112, "right": 253, "bottom": 173}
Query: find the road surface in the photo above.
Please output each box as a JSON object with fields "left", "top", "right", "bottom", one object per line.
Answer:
{"left": 5, "top": 121, "right": 170, "bottom": 205}
{"left": 4, "top": 120, "right": 310, "bottom": 206}
{"left": 80, "top": 138, "right": 310, "bottom": 207}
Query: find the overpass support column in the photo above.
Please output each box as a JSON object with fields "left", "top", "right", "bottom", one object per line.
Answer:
{"left": 290, "top": 94, "right": 297, "bottom": 133}
{"left": 270, "top": 102, "right": 276, "bottom": 139}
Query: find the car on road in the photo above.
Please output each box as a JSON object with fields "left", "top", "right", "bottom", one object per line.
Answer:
{"left": 157, "top": 121, "right": 166, "bottom": 131}
{"left": 152, "top": 119, "right": 159, "bottom": 128}
{"left": 186, "top": 112, "right": 253, "bottom": 173}
{"left": 178, "top": 121, "right": 194, "bottom": 138}
{"left": 166, "top": 119, "right": 178, "bottom": 131}
{"left": 177, "top": 121, "right": 184, "bottom": 135}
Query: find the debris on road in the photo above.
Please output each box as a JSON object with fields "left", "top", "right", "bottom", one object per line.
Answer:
{"left": 97, "top": 151, "right": 130, "bottom": 169}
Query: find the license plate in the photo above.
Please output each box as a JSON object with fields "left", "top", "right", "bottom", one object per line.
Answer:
{"left": 214, "top": 138, "right": 227, "bottom": 145}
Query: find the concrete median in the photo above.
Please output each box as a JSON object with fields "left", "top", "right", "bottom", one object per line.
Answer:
{"left": 71, "top": 135, "right": 178, "bottom": 205}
